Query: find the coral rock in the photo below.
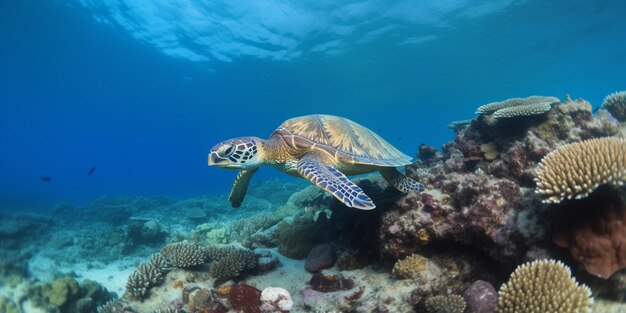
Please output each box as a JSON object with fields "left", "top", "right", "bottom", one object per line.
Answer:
{"left": 305, "top": 244, "right": 336, "bottom": 273}
{"left": 418, "top": 144, "right": 438, "bottom": 162}
{"left": 462, "top": 280, "right": 497, "bottom": 313}
{"left": 309, "top": 272, "right": 354, "bottom": 293}
{"left": 188, "top": 288, "right": 227, "bottom": 313}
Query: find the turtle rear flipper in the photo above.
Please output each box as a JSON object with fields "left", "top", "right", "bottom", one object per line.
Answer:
{"left": 380, "top": 168, "right": 425, "bottom": 192}
{"left": 297, "top": 157, "right": 376, "bottom": 210}
{"left": 229, "top": 168, "right": 258, "bottom": 208}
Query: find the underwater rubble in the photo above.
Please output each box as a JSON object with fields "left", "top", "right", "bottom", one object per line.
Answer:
{"left": 1, "top": 93, "right": 626, "bottom": 312}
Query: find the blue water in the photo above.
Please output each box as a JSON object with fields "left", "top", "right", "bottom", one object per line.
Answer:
{"left": 1, "top": 0, "right": 625, "bottom": 211}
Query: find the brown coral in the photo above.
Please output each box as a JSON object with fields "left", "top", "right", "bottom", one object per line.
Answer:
{"left": 496, "top": 259, "right": 593, "bottom": 313}
{"left": 535, "top": 137, "right": 626, "bottom": 203}
{"left": 601, "top": 91, "right": 626, "bottom": 121}
{"left": 553, "top": 186, "right": 626, "bottom": 278}
{"left": 160, "top": 242, "right": 207, "bottom": 268}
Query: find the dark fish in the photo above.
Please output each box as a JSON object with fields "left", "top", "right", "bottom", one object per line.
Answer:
{"left": 88, "top": 166, "right": 96, "bottom": 176}
{"left": 377, "top": 128, "right": 383, "bottom": 132}
{"left": 41, "top": 176, "right": 52, "bottom": 182}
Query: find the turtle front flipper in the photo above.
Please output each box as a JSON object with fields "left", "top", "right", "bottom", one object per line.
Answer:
{"left": 297, "top": 158, "right": 376, "bottom": 210}
{"left": 380, "top": 168, "right": 425, "bottom": 192}
{"left": 229, "top": 168, "right": 258, "bottom": 208}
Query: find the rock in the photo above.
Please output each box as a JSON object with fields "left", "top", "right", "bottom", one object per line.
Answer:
{"left": 305, "top": 244, "right": 336, "bottom": 273}
{"left": 463, "top": 280, "right": 497, "bottom": 313}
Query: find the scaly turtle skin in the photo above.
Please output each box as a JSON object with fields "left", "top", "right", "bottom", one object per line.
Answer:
{"left": 208, "top": 114, "right": 424, "bottom": 210}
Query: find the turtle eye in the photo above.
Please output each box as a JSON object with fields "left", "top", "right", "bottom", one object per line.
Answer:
{"left": 219, "top": 145, "right": 235, "bottom": 157}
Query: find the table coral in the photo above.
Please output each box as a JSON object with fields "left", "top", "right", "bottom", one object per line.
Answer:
{"left": 602, "top": 91, "right": 626, "bottom": 121}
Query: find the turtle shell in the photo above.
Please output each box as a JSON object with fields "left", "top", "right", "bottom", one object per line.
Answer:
{"left": 271, "top": 114, "right": 412, "bottom": 167}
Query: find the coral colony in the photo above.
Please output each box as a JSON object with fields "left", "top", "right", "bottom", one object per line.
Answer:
{"left": 1, "top": 91, "right": 626, "bottom": 312}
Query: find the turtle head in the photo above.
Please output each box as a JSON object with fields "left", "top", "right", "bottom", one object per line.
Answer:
{"left": 208, "top": 137, "right": 263, "bottom": 169}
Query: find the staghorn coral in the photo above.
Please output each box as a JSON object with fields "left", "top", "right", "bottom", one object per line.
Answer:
{"left": 160, "top": 242, "right": 207, "bottom": 268}
{"left": 601, "top": 91, "right": 626, "bottom": 121}
{"left": 424, "top": 295, "right": 466, "bottom": 313}
{"left": 496, "top": 259, "right": 593, "bottom": 313}
{"left": 534, "top": 137, "right": 626, "bottom": 203}
{"left": 125, "top": 261, "right": 165, "bottom": 300}
{"left": 205, "top": 244, "right": 258, "bottom": 283}
{"left": 476, "top": 96, "right": 559, "bottom": 115}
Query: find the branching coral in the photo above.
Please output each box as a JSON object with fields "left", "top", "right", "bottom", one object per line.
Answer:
{"left": 125, "top": 261, "right": 165, "bottom": 300}
{"left": 205, "top": 244, "right": 258, "bottom": 283}
{"left": 534, "top": 137, "right": 626, "bottom": 203}
{"left": 160, "top": 242, "right": 207, "bottom": 268}
{"left": 96, "top": 300, "right": 127, "bottom": 313}
{"left": 496, "top": 259, "right": 593, "bottom": 313}
{"left": 601, "top": 91, "right": 626, "bottom": 121}
{"left": 425, "top": 295, "right": 466, "bottom": 313}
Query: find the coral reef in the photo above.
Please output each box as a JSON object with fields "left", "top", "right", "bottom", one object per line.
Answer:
{"left": 161, "top": 242, "right": 207, "bottom": 268}
{"left": 602, "top": 91, "right": 626, "bottom": 121}
{"left": 535, "top": 137, "right": 626, "bottom": 203}
{"left": 424, "top": 294, "right": 466, "bottom": 313}
{"left": 304, "top": 243, "right": 336, "bottom": 273}
{"left": 496, "top": 259, "right": 593, "bottom": 313}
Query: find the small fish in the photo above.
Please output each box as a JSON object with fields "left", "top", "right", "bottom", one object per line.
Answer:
{"left": 41, "top": 176, "right": 52, "bottom": 182}
{"left": 88, "top": 166, "right": 96, "bottom": 176}
{"left": 377, "top": 128, "right": 383, "bottom": 132}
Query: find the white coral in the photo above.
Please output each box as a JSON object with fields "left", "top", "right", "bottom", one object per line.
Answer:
{"left": 261, "top": 287, "right": 294, "bottom": 311}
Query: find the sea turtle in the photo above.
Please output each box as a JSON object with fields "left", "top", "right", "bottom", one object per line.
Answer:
{"left": 208, "top": 114, "right": 424, "bottom": 210}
